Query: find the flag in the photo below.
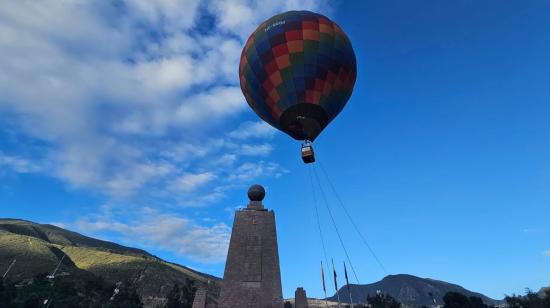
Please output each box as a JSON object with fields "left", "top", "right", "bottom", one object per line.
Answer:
{"left": 332, "top": 258, "right": 338, "bottom": 291}
{"left": 321, "top": 261, "right": 326, "bottom": 293}
{"left": 344, "top": 262, "right": 350, "bottom": 292}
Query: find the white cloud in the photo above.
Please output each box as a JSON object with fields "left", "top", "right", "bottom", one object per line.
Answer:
{"left": 207, "top": 0, "right": 331, "bottom": 40}
{"left": 228, "top": 121, "right": 277, "bottom": 140}
{"left": 213, "top": 154, "right": 238, "bottom": 167}
{"left": 0, "top": 0, "right": 332, "bottom": 193}
{"left": 76, "top": 206, "right": 230, "bottom": 263}
{"left": 0, "top": 0, "right": 335, "bottom": 267}
{"left": 0, "top": 153, "right": 39, "bottom": 173}
{"left": 543, "top": 250, "right": 550, "bottom": 257}
{"left": 0, "top": 1, "right": 290, "bottom": 197}
{"left": 104, "top": 162, "right": 174, "bottom": 197}
{"left": 238, "top": 143, "right": 273, "bottom": 156}
{"left": 171, "top": 172, "right": 217, "bottom": 193}
{"left": 228, "top": 161, "right": 286, "bottom": 182}
{"left": 176, "top": 86, "right": 245, "bottom": 125}
{"left": 122, "top": 0, "right": 201, "bottom": 32}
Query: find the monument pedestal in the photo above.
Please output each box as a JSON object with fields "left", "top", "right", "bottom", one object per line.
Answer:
{"left": 192, "top": 286, "right": 207, "bottom": 308}
{"left": 218, "top": 185, "right": 283, "bottom": 308}
{"left": 295, "top": 287, "right": 308, "bottom": 308}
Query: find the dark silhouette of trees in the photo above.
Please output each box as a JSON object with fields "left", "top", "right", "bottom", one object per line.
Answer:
{"left": 108, "top": 281, "right": 143, "bottom": 307}
{"left": 442, "top": 292, "right": 494, "bottom": 308}
{"left": 505, "top": 289, "right": 550, "bottom": 308}
{"left": 0, "top": 278, "right": 17, "bottom": 305}
{"left": 165, "top": 279, "right": 197, "bottom": 308}
{"left": 367, "top": 292, "right": 402, "bottom": 308}
{"left": 0, "top": 273, "right": 143, "bottom": 307}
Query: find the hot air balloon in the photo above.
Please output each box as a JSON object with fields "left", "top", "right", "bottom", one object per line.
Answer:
{"left": 239, "top": 10, "right": 357, "bottom": 163}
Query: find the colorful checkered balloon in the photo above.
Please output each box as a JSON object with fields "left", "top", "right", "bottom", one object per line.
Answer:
{"left": 239, "top": 11, "right": 356, "bottom": 141}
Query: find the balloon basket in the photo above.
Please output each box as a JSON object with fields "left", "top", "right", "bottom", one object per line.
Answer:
{"left": 301, "top": 141, "right": 315, "bottom": 164}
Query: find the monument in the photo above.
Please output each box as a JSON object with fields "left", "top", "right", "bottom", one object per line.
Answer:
{"left": 218, "top": 184, "right": 284, "bottom": 308}
{"left": 294, "top": 287, "right": 308, "bottom": 308}
{"left": 192, "top": 286, "right": 207, "bottom": 308}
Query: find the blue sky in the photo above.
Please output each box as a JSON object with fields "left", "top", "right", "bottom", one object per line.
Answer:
{"left": 0, "top": 0, "right": 549, "bottom": 300}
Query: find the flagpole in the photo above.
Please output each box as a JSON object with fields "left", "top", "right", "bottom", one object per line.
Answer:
{"left": 321, "top": 261, "right": 329, "bottom": 308}
{"left": 332, "top": 259, "right": 341, "bottom": 308}
{"left": 343, "top": 261, "right": 354, "bottom": 308}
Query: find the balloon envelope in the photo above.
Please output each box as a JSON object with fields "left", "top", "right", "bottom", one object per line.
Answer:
{"left": 239, "top": 10, "right": 357, "bottom": 141}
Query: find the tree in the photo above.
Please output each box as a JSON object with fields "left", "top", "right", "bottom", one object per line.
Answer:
{"left": 442, "top": 292, "right": 492, "bottom": 308}
{"left": 0, "top": 279, "right": 16, "bottom": 305}
{"left": 505, "top": 288, "right": 550, "bottom": 308}
{"left": 2, "top": 273, "right": 141, "bottom": 307}
{"left": 0, "top": 280, "right": 6, "bottom": 303}
{"left": 284, "top": 301, "right": 293, "bottom": 308}
{"left": 469, "top": 296, "right": 489, "bottom": 308}
{"left": 367, "top": 293, "right": 402, "bottom": 308}
{"left": 165, "top": 279, "right": 196, "bottom": 308}
{"left": 166, "top": 284, "right": 183, "bottom": 308}
{"left": 108, "top": 282, "right": 143, "bottom": 308}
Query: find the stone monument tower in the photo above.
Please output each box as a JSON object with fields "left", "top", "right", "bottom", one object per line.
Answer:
{"left": 218, "top": 184, "right": 284, "bottom": 308}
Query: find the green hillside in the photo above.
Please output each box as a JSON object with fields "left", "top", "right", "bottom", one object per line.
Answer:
{"left": 0, "top": 218, "right": 220, "bottom": 307}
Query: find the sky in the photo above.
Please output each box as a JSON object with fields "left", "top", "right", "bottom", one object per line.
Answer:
{"left": 0, "top": 0, "right": 549, "bottom": 300}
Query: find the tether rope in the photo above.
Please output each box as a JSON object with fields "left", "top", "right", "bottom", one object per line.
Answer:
{"left": 308, "top": 166, "right": 331, "bottom": 273}
{"left": 318, "top": 161, "right": 390, "bottom": 275}
{"left": 312, "top": 163, "right": 361, "bottom": 284}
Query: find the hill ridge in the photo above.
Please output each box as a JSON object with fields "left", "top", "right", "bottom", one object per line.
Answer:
{"left": 0, "top": 218, "right": 151, "bottom": 256}
{"left": 0, "top": 218, "right": 220, "bottom": 307}
{"left": 328, "top": 273, "right": 502, "bottom": 307}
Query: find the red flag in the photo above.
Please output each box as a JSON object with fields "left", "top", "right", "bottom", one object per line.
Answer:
{"left": 332, "top": 259, "right": 338, "bottom": 291}
{"left": 344, "top": 262, "right": 350, "bottom": 292}
{"left": 321, "top": 261, "right": 326, "bottom": 293}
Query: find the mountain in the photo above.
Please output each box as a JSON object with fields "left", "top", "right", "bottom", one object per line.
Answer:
{"left": 0, "top": 218, "right": 220, "bottom": 307}
{"left": 327, "top": 274, "right": 502, "bottom": 307}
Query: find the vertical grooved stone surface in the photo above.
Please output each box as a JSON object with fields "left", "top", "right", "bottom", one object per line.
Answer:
{"left": 192, "top": 286, "right": 207, "bottom": 308}
{"left": 218, "top": 206, "right": 283, "bottom": 308}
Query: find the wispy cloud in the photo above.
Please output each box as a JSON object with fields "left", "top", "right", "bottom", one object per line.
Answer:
{"left": 176, "top": 86, "right": 245, "bottom": 125}
{"left": 0, "top": 153, "right": 40, "bottom": 174}
{"left": 543, "top": 250, "right": 550, "bottom": 257}
{"left": 228, "top": 161, "right": 287, "bottom": 182}
{"left": 75, "top": 206, "right": 230, "bottom": 263}
{"left": 170, "top": 172, "right": 217, "bottom": 193}
{"left": 0, "top": 0, "right": 329, "bottom": 262}
{"left": 0, "top": 0, "right": 328, "bottom": 200}
{"left": 228, "top": 121, "right": 277, "bottom": 140}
